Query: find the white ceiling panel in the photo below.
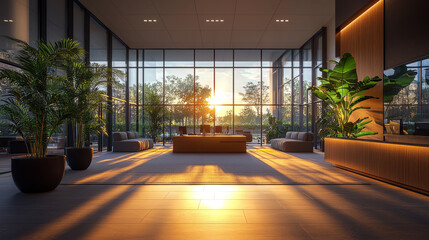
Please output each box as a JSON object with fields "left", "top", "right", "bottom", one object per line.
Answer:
{"left": 235, "top": 0, "right": 280, "bottom": 15}
{"left": 195, "top": 0, "right": 236, "bottom": 14}
{"left": 79, "top": 0, "right": 334, "bottom": 49}
{"left": 161, "top": 15, "right": 200, "bottom": 31}
{"left": 231, "top": 30, "right": 264, "bottom": 43}
{"left": 233, "top": 15, "right": 272, "bottom": 30}
{"left": 153, "top": 0, "right": 196, "bottom": 14}
{"left": 169, "top": 30, "right": 203, "bottom": 43}
{"left": 110, "top": 0, "right": 157, "bottom": 15}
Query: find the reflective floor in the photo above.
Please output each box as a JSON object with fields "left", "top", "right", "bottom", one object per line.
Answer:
{"left": 0, "top": 147, "right": 428, "bottom": 239}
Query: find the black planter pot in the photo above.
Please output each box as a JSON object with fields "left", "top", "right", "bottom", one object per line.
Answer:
{"left": 66, "top": 147, "right": 93, "bottom": 170}
{"left": 12, "top": 155, "right": 65, "bottom": 193}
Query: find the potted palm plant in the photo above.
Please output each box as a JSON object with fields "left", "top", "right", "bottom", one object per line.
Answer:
{"left": 0, "top": 38, "right": 83, "bottom": 193}
{"left": 63, "top": 61, "right": 117, "bottom": 170}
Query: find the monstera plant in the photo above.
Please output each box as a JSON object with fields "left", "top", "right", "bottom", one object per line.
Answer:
{"left": 309, "top": 53, "right": 381, "bottom": 138}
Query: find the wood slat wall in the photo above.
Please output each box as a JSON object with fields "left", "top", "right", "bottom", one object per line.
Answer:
{"left": 325, "top": 138, "right": 429, "bottom": 195}
{"left": 338, "top": 0, "right": 384, "bottom": 141}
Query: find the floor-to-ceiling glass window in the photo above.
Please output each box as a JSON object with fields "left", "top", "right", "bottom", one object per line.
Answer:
{"left": 47, "top": 0, "right": 66, "bottom": 42}
{"left": 302, "top": 42, "right": 312, "bottom": 132}
{"left": 143, "top": 50, "right": 164, "bottom": 143}
{"left": 47, "top": 0, "right": 67, "bottom": 152}
{"left": 112, "top": 36, "right": 127, "bottom": 132}
{"left": 89, "top": 17, "right": 108, "bottom": 150}
{"left": 384, "top": 57, "right": 429, "bottom": 145}
{"left": 313, "top": 34, "right": 324, "bottom": 148}
{"left": 129, "top": 49, "right": 138, "bottom": 132}
{"left": 138, "top": 49, "right": 144, "bottom": 136}
{"left": 138, "top": 48, "right": 322, "bottom": 145}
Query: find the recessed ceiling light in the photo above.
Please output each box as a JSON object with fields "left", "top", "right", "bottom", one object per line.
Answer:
{"left": 206, "top": 19, "right": 224, "bottom": 23}
{"left": 276, "top": 19, "right": 289, "bottom": 23}
{"left": 143, "top": 19, "right": 157, "bottom": 23}
{"left": 3, "top": 19, "right": 13, "bottom": 23}
{"left": 153, "top": 19, "right": 157, "bottom": 22}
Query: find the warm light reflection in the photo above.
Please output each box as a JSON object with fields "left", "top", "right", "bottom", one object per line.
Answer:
{"left": 340, "top": 0, "right": 382, "bottom": 32}
{"left": 66, "top": 147, "right": 362, "bottom": 185}
{"left": 203, "top": 200, "right": 226, "bottom": 209}
{"left": 75, "top": 148, "right": 171, "bottom": 184}
{"left": 25, "top": 186, "right": 131, "bottom": 238}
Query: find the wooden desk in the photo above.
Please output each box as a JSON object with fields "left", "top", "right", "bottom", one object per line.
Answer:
{"left": 173, "top": 135, "right": 246, "bottom": 153}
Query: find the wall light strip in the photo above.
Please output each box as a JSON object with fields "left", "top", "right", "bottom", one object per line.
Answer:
{"left": 339, "top": 0, "right": 381, "bottom": 32}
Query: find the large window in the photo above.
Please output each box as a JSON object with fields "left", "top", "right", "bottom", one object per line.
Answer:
{"left": 134, "top": 47, "right": 324, "bottom": 145}
{"left": 384, "top": 57, "right": 429, "bottom": 145}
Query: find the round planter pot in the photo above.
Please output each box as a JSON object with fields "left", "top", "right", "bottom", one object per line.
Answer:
{"left": 12, "top": 155, "right": 65, "bottom": 193}
{"left": 66, "top": 147, "right": 93, "bottom": 170}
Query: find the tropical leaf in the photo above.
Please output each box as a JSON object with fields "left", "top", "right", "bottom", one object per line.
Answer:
{"left": 309, "top": 53, "right": 380, "bottom": 139}
{"left": 354, "top": 131, "right": 378, "bottom": 138}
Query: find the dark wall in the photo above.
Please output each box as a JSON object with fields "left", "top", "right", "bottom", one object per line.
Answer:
{"left": 335, "top": 0, "right": 375, "bottom": 30}
{"left": 385, "top": 0, "right": 429, "bottom": 69}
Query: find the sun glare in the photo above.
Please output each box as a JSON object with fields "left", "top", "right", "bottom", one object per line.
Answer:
{"left": 207, "top": 90, "right": 225, "bottom": 107}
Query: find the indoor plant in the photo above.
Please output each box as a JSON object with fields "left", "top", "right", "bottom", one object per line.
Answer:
{"left": 0, "top": 38, "right": 83, "bottom": 193}
{"left": 265, "top": 112, "right": 288, "bottom": 143}
{"left": 309, "top": 53, "right": 381, "bottom": 138}
{"left": 62, "top": 61, "right": 116, "bottom": 170}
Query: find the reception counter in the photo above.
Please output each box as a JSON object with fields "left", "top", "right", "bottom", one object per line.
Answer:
{"left": 173, "top": 135, "right": 247, "bottom": 153}
{"left": 325, "top": 138, "right": 429, "bottom": 195}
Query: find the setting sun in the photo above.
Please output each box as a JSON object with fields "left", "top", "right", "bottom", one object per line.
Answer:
{"left": 206, "top": 90, "right": 226, "bottom": 107}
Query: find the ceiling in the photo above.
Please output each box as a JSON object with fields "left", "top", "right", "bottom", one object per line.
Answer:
{"left": 79, "top": 0, "right": 335, "bottom": 49}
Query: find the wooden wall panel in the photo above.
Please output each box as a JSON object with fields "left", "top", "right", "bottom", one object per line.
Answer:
{"left": 325, "top": 138, "right": 429, "bottom": 195}
{"left": 339, "top": 0, "right": 384, "bottom": 141}
{"left": 385, "top": 0, "right": 429, "bottom": 69}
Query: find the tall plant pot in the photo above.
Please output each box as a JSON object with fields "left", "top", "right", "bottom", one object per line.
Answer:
{"left": 12, "top": 155, "right": 65, "bottom": 193}
{"left": 66, "top": 147, "right": 93, "bottom": 170}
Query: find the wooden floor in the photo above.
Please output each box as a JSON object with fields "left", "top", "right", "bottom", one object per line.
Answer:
{"left": 0, "top": 146, "right": 428, "bottom": 240}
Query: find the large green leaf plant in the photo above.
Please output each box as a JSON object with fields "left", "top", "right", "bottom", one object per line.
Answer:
{"left": 0, "top": 38, "right": 84, "bottom": 158}
{"left": 308, "top": 53, "right": 382, "bottom": 138}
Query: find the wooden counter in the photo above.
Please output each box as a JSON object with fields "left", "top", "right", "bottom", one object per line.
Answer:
{"left": 173, "top": 135, "right": 246, "bottom": 153}
{"left": 325, "top": 137, "right": 429, "bottom": 195}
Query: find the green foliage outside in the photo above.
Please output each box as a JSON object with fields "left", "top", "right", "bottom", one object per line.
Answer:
{"left": 144, "top": 83, "right": 164, "bottom": 142}
{"left": 308, "top": 53, "right": 382, "bottom": 139}
{"left": 383, "top": 65, "right": 417, "bottom": 120}
{"left": 265, "top": 112, "right": 290, "bottom": 142}
{"left": 142, "top": 73, "right": 272, "bottom": 141}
